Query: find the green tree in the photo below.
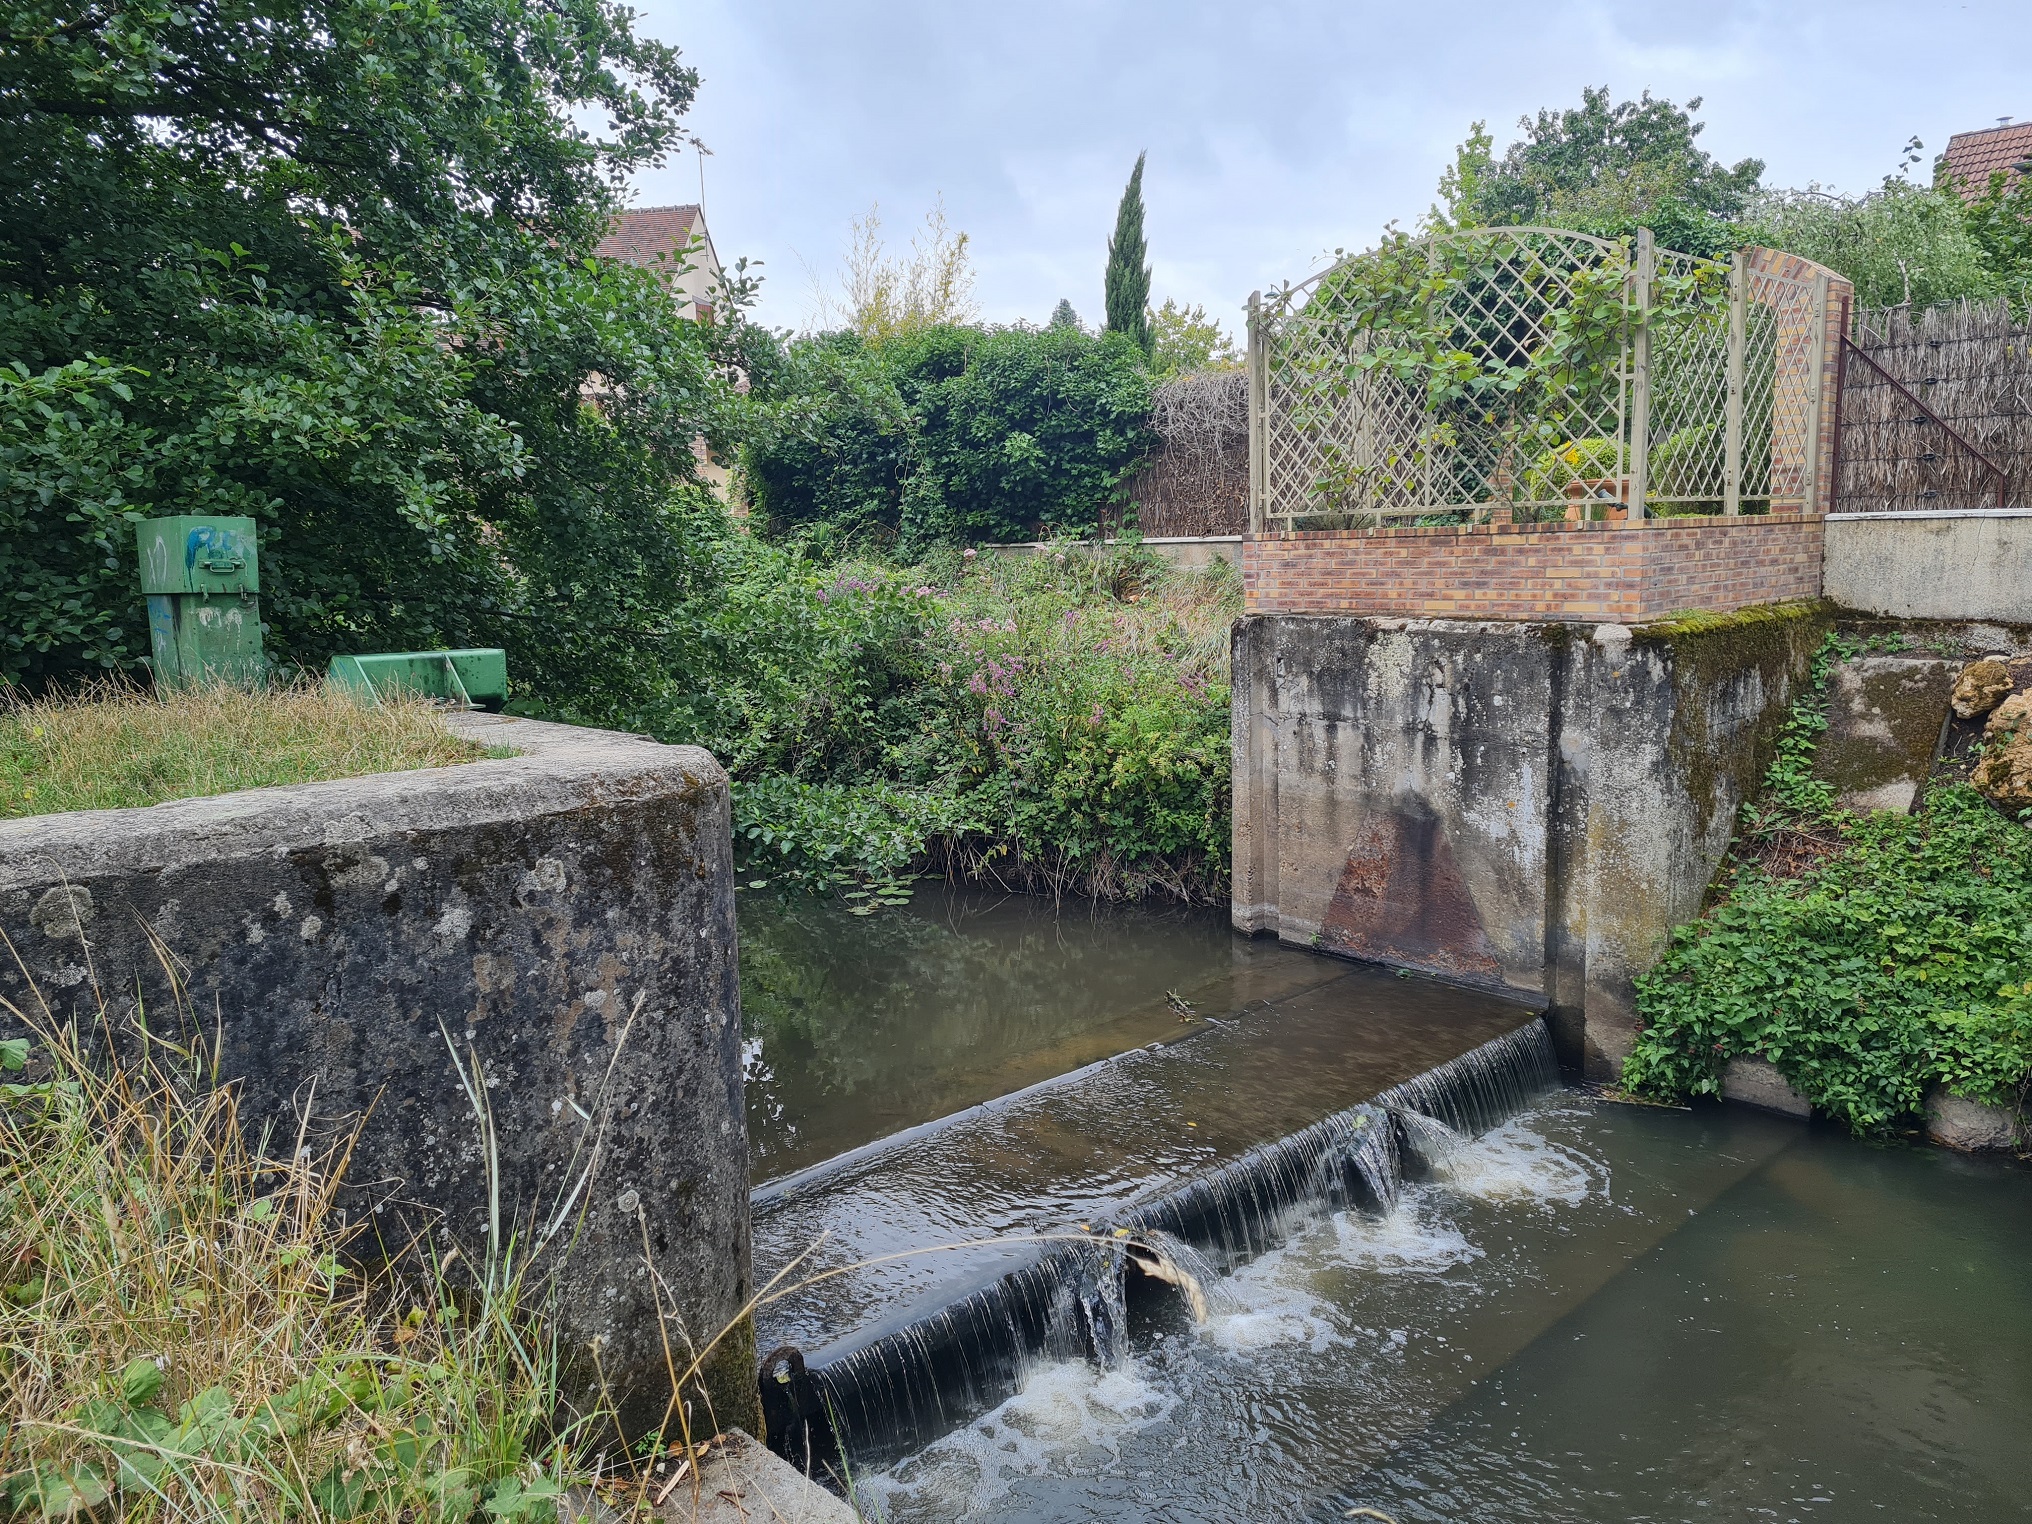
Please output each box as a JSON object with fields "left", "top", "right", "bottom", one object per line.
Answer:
{"left": 1960, "top": 172, "right": 2032, "bottom": 300}
{"left": 0, "top": 0, "right": 733, "bottom": 706}
{"left": 1745, "top": 182, "right": 1997, "bottom": 310}
{"left": 1147, "top": 299, "right": 1239, "bottom": 377}
{"left": 1440, "top": 89, "right": 1762, "bottom": 257}
{"left": 1049, "top": 299, "right": 1083, "bottom": 330}
{"left": 1104, "top": 153, "right": 1153, "bottom": 357}
{"left": 741, "top": 325, "right": 1154, "bottom": 551}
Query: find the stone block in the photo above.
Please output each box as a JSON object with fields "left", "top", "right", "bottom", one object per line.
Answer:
{"left": 1232, "top": 603, "right": 1828, "bottom": 1079}
{"left": 0, "top": 712, "right": 757, "bottom": 1436}
{"left": 1813, "top": 655, "right": 1955, "bottom": 813}
{"left": 1924, "top": 1088, "right": 2025, "bottom": 1151}
{"left": 1721, "top": 1058, "right": 1811, "bottom": 1118}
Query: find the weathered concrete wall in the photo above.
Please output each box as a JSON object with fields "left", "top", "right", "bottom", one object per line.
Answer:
{"left": 1233, "top": 604, "right": 1828, "bottom": 1075}
{"left": 0, "top": 713, "right": 758, "bottom": 1436}
{"left": 1824, "top": 510, "right": 2032, "bottom": 622}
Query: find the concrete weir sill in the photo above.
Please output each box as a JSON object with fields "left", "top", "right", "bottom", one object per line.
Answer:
{"left": 0, "top": 713, "right": 760, "bottom": 1437}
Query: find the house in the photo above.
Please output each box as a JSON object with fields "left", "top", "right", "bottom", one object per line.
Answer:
{"left": 595, "top": 203, "right": 725, "bottom": 320}
{"left": 1941, "top": 119, "right": 2032, "bottom": 202}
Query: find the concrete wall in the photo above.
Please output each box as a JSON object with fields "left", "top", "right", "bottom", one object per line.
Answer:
{"left": 1233, "top": 605, "right": 1828, "bottom": 1075}
{"left": 1824, "top": 510, "right": 2032, "bottom": 622}
{"left": 0, "top": 713, "right": 758, "bottom": 1436}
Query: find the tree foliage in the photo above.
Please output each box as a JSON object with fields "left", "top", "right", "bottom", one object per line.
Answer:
{"left": 742, "top": 325, "right": 1154, "bottom": 552}
{"left": 1445, "top": 87, "right": 1763, "bottom": 248}
{"left": 1104, "top": 153, "right": 1153, "bottom": 357}
{"left": 1742, "top": 182, "right": 2000, "bottom": 311}
{"left": 0, "top": 0, "right": 732, "bottom": 703}
{"left": 1147, "top": 299, "right": 1239, "bottom": 378}
{"left": 825, "top": 199, "right": 979, "bottom": 342}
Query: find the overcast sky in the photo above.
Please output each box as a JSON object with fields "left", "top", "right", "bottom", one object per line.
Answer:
{"left": 619, "top": 0, "right": 2026, "bottom": 335}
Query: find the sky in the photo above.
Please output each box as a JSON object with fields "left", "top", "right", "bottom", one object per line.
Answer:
{"left": 619, "top": 0, "right": 2028, "bottom": 335}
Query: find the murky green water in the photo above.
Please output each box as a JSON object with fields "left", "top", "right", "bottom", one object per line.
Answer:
{"left": 738, "top": 885, "right": 1351, "bottom": 1181}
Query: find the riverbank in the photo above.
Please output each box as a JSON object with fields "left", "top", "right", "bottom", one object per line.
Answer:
{"left": 1624, "top": 629, "right": 2032, "bottom": 1141}
{"left": 699, "top": 540, "right": 1238, "bottom": 908}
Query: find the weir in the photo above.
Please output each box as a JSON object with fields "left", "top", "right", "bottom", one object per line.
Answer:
{"left": 759, "top": 1020, "right": 1559, "bottom": 1473}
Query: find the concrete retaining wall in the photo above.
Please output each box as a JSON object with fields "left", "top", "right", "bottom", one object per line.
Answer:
{"left": 1823, "top": 510, "right": 2032, "bottom": 622}
{"left": 1233, "top": 604, "right": 1828, "bottom": 1075}
{"left": 0, "top": 713, "right": 758, "bottom": 1435}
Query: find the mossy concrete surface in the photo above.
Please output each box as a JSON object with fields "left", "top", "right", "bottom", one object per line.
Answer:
{"left": 0, "top": 712, "right": 760, "bottom": 1438}
{"left": 1812, "top": 656, "right": 1957, "bottom": 814}
{"left": 1232, "top": 601, "right": 1829, "bottom": 1077}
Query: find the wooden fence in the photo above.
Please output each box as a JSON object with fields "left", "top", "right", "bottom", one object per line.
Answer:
{"left": 1126, "top": 298, "right": 2031, "bottom": 533}
{"left": 1838, "top": 299, "right": 2032, "bottom": 511}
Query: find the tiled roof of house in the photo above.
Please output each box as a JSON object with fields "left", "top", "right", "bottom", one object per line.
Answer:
{"left": 1942, "top": 121, "right": 2032, "bottom": 202}
{"left": 594, "top": 205, "right": 703, "bottom": 270}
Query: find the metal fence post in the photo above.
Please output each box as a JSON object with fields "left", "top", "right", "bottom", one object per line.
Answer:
{"left": 1627, "top": 227, "right": 1654, "bottom": 523}
{"left": 1803, "top": 271, "right": 1831, "bottom": 514}
{"left": 1247, "top": 289, "right": 1267, "bottom": 534}
{"left": 1723, "top": 250, "right": 1746, "bottom": 516}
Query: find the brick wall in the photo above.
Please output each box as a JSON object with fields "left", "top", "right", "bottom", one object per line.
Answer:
{"left": 1243, "top": 514, "right": 1825, "bottom": 622}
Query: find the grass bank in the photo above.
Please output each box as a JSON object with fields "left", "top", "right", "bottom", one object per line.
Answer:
{"left": 1624, "top": 635, "right": 2032, "bottom": 1133}
{"left": 0, "top": 990, "right": 790, "bottom": 1521}
{"left": 639, "top": 538, "right": 1239, "bottom": 909}
{"left": 1, "top": 683, "right": 488, "bottom": 820}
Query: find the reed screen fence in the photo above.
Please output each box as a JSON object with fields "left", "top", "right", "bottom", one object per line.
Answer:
{"left": 1836, "top": 299, "right": 2031, "bottom": 512}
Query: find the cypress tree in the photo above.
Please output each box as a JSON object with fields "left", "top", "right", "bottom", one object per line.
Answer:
{"left": 1103, "top": 152, "right": 1153, "bottom": 357}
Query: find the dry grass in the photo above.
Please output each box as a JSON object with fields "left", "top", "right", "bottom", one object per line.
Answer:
{"left": 0, "top": 974, "right": 586, "bottom": 1521}
{"left": 0, "top": 682, "right": 492, "bottom": 821}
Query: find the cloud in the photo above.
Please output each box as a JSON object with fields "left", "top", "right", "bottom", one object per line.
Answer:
{"left": 624, "top": 0, "right": 2026, "bottom": 330}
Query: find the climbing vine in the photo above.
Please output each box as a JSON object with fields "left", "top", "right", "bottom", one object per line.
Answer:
{"left": 1623, "top": 634, "right": 2032, "bottom": 1132}
{"left": 1264, "top": 228, "right": 1728, "bottom": 520}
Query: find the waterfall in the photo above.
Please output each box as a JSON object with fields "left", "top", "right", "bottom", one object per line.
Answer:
{"left": 764, "top": 1017, "right": 1559, "bottom": 1476}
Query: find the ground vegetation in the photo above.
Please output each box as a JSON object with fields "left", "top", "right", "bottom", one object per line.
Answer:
{"left": 0, "top": 681, "right": 487, "bottom": 818}
{"left": 1624, "top": 635, "right": 2032, "bottom": 1133}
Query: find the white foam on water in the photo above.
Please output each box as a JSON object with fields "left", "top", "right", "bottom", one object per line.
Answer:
{"left": 1430, "top": 1111, "right": 1602, "bottom": 1206}
{"left": 1328, "top": 1191, "right": 1485, "bottom": 1274}
{"left": 862, "top": 1357, "right": 1176, "bottom": 1521}
{"left": 1198, "top": 1229, "right": 1348, "bottom": 1355}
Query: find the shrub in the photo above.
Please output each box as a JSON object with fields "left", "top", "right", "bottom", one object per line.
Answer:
{"left": 1624, "top": 636, "right": 2032, "bottom": 1131}
{"left": 742, "top": 324, "right": 1156, "bottom": 552}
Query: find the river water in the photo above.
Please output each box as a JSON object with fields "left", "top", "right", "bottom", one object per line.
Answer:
{"left": 738, "top": 889, "right": 2032, "bottom": 1522}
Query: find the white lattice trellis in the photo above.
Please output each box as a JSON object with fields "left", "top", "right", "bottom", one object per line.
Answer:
{"left": 1247, "top": 229, "right": 1834, "bottom": 528}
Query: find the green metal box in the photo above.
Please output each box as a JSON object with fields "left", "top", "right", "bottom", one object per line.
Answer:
{"left": 326, "top": 649, "right": 509, "bottom": 711}
{"left": 136, "top": 515, "right": 265, "bottom": 686}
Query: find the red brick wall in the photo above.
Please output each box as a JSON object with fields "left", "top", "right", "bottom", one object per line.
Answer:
{"left": 1243, "top": 515, "right": 1825, "bottom": 622}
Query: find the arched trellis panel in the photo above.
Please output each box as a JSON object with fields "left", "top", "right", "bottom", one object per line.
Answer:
{"left": 1245, "top": 229, "right": 1846, "bottom": 529}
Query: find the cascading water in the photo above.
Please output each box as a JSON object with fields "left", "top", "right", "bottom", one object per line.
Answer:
{"left": 766, "top": 1018, "right": 1560, "bottom": 1474}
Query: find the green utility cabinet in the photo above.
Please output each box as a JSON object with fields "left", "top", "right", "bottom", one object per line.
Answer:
{"left": 136, "top": 515, "right": 266, "bottom": 686}
{"left": 326, "top": 649, "right": 508, "bottom": 710}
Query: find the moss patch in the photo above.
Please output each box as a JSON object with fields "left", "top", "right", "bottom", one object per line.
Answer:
{"left": 1634, "top": 600, "right": 1834, "bottom": 842}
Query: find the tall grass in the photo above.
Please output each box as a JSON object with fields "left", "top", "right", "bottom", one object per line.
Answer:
{"left": 0, "top": 681, "right": 490, "bottom": 820}
{"left": 0, "top": 977, "right": 596, "bottom": 1521}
